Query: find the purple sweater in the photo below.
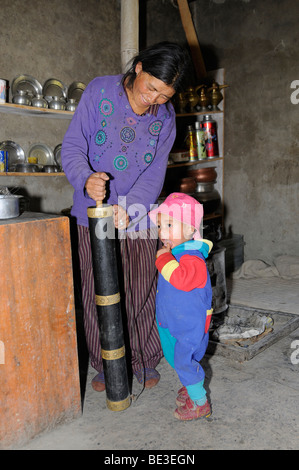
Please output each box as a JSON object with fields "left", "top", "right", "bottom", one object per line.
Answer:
{"left": 61, "top": 75, "right": 176, "bottom": 230}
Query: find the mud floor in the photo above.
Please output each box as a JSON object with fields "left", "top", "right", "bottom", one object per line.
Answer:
{"left": 18, "top": 328, "right": 299, "bottom": 451}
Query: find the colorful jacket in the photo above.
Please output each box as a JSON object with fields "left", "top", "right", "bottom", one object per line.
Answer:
{"left": 155, "top": 239, "right": 213, "bottom": 385}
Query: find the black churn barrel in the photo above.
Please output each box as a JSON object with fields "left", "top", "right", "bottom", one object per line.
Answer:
{"left": 87, "top": 202, "right": 130, "bottom": 411}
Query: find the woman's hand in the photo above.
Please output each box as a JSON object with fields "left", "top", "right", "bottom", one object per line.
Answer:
{"left": 156, "top": 242, "right": 172, "bottom": 258}
{"left": 113, "top": 205, "right": 130, "bottom": 230}
{"left": 85, "top": 172, "right": 109, "bottom": 202}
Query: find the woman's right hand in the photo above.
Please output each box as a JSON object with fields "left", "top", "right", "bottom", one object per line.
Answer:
{"left": 85, "top": 172, "right": 109, "bottom": 202}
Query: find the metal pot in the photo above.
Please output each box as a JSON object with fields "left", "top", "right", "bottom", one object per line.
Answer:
{"left": 66, "top": 98, "right": 77, "bottom": 112}
{"left": 194, "top": 181, "right": 221, "bottom": 214}
{"left": 187, "top": 166, "right": 217, "bottom": 183}
{"left": 49, "top": 96, "right": 66, "bottom": 110}
{"left": 195, "top": 181, "right": 217, "bottom": 193}
{"left": 31, "top": 94, "right": 48, "bottom": 108}
{"left": 178, "top": 176, "right": 196, "bottom": 193}
{"left": 0, "top": 194, "right": 23, "bottom": 219}
{"left": 15, "top": 163, "right": 39, "bottom": 173}
{"left": 12, "top": 90, "right": 31, "bottom": 106}
{"left": 43, "top": 165, "right": 58, "bottom": 173}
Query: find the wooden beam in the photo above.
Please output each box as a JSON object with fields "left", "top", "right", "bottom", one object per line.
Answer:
{"left": 177, "top": 0, "right": 206, "bottom": 80}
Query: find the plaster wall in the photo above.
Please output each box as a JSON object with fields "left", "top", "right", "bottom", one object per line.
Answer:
{"left": 137, "top": 0, "right": 299, "bottom": 264}
{"left": 0, "top": 0, "right": 186, "bottom": 216}
{"left": 0, "top": 0, "right": 121, "bottom": 214}
{"left": 190, "top": 0, "right": 299, "bottom": 263}
{"left": 1, "top": 0, "right": 297, "bottom": 264}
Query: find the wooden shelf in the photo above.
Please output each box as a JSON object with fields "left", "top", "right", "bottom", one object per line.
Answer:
{"left": 203, "top": 212, "right": 222, "bottom": 221}
{"left": 0, "top": 103, "right": 74, "bottom": 119}
{"left": 176, "top": 109, "right": 222, "bottom": 118}
{"left": 167, "top": 157, "right": 222, "bottom": 169}
{"left": 0, "top": 172, "right": 65, "bottom": 176}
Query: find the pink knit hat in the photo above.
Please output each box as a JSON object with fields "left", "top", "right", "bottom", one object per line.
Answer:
{"left": 149, "top": 192, "right": 203, "bottom": 240}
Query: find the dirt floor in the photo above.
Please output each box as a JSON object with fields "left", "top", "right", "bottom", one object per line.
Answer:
{"left": 18, "top": 325, "right": 299, "bottom": 451}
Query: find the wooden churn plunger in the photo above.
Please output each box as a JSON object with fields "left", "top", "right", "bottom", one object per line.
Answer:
{"left": 87, "top": 199, "right": 131, "bottom": 411}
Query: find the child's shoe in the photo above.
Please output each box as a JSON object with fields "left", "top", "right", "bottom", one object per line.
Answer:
{"left": 176, "top": 386, "right": 189, "bottom": 406}
{"left": 174, "top": 396, "right": 211, "bottom": 421}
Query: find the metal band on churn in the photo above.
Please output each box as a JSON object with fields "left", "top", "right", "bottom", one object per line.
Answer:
{"left": 87, "top": 202, "right": 130, "bottom": 411}
{"left": 95, "top": 292, "right": 121, "bottom": 306}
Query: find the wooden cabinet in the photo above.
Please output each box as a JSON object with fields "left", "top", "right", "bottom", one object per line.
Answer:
{"left": 0, "top": 212, "right": 81, "bottom": 449}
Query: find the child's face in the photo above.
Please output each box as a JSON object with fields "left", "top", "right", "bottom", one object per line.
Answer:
{"left": 157, "top": 213, "right": 194, "bottom": 249}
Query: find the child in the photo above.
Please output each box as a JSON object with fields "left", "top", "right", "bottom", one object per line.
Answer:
{"left": 149, "top": 192, "right": 213, "bottom": 421}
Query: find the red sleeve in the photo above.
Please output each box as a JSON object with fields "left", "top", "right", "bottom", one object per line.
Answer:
{"left": 156, "top": 252, "right": 207, "bottom": 291}
{"left": 155, "top": 252, "right": 175, "bottom": 272}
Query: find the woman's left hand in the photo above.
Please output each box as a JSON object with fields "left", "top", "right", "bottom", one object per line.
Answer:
{"left": 113, "top": 205, "right": 130, "bottom": 230}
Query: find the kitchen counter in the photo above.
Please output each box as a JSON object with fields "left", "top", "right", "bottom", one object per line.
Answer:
{"left": 0, "top": 210, "right": 62, "bottom": 225}
{"left": 0, "top": 211, "right": 81, "bottom": 449}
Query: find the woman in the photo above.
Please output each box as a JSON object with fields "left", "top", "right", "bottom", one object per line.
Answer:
{"left": 62, "top": 41, "right": 191, "bottom": 392}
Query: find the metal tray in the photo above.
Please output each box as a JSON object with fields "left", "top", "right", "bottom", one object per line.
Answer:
{"left": 28, "top": 143, "right": 54, "bottom": 166}
{"left": 67, "top": 81, "right": 86, "bottom": 102}
{"left": 54, "top": 143, "right": 62, "bottom": 168}
{"left": 0, "top": 140, "right": 25, "bottom": 169}
{"left": 207, "top": 305, "right": 299, "bottom": 361}
{"left": 11, "top": 74, "right": 42, "bottom": 97}
{"left": 42, "top": 78, "right": 67, "bottom": 99}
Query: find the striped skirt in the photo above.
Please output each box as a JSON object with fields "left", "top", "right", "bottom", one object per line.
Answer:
{"left": 77, "top": 225, "right": 163, "bottom": 373}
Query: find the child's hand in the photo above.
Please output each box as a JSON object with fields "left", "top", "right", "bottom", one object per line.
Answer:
{"left": 156, "top": 242, "right": 172, "bottom": 258}
{"left": 113, "top": 205, "right": 129, "bottom": 229}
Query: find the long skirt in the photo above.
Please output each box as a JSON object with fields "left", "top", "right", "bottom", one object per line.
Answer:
{"left": 77, "top": 225, "right": 163, "bottom": 374}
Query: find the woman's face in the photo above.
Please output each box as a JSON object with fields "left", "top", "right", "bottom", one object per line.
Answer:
{"left": 130, "top": 62, "right": 176, "bottom": 113}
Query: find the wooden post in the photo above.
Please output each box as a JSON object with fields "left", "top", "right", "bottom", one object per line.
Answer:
{"left": 177, "top": 0, "right": 207, "bottom": 80}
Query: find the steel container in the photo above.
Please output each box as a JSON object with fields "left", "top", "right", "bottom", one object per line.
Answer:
{"left": 0, "top": 195, "right": 22, "bottom": 219}
{"left": 201, "top": 115, "right": 219, "bottom": 157}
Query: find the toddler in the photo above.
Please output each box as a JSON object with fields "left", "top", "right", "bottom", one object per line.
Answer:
{"left": 149, "top": 192, "right": 213, "bottom": 420}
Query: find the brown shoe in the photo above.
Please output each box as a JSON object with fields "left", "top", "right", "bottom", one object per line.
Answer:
{"left": 134, "top": 368, "right": 160, "bottom": 389}
{"left": 91, "top": 372, "right": 105, "bottom": 392}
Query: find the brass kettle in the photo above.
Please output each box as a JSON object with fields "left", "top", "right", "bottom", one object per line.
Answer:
{"left": 208, "top": 81, "right": 229, "bottom": 110}
{"left": 185, "top": 85, "right": 204, "bottom": 112}
{"left": 176, "top": 85, "right": 204, "bottom": 113}
{"left": 198, "top": 86, "right": 210, "bottom": 110}
{"left": 176, "top": 92, "right": 189, "bottom": 114}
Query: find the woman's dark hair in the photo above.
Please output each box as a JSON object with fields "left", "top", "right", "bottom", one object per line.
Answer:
{"left": 122, "top": 41, "right": 191, "bottom": 93}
